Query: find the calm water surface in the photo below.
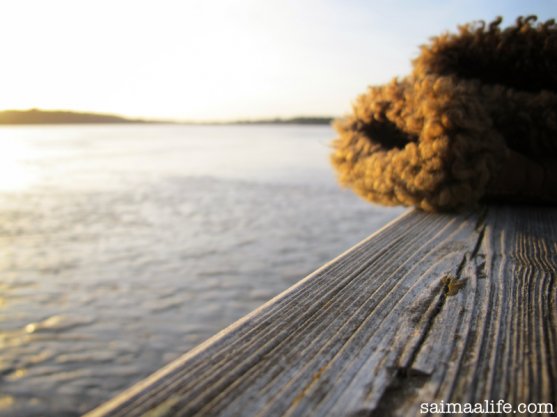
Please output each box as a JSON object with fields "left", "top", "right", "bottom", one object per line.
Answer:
{"left": 0, "top": 124, "right": 403, "bottom": 416}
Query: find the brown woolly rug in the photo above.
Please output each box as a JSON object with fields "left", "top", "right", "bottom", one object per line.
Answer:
{"left": 331, "top": 16, "right": 557, "bottom": 211}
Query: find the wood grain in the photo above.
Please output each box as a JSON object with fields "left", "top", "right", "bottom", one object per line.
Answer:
{"left": 85, "top": 205, "right": 557, "bottom": 417}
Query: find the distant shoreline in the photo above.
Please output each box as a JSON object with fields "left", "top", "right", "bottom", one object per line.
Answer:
{"left": 0, "top": 109, "right": 334, "bottom": 126}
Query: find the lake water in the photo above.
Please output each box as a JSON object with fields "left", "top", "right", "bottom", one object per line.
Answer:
{"left": 0, "top": 124, "right": 403, "bottom": 416}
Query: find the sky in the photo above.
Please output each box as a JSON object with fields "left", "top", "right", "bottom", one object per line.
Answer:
{"left": 0, "top": 0, "right": 555, "bottom": 121}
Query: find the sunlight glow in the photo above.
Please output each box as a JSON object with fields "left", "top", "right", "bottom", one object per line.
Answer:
{"left": 0, "top": 140, "right": 37, "bottom": 191}
{"left": 0, "top": 0, "right": 555, "bottom": 120}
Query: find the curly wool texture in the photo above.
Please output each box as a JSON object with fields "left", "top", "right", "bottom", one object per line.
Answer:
{"left": 331, "top": 16, "right": 557, "bottom": 211}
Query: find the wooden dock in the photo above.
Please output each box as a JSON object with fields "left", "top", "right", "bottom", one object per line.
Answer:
{"left": 85, "top": 205, "right": 556, "bottom": 417}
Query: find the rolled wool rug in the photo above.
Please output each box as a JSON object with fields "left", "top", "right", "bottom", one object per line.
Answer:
{"left": 331, "top": 16, "right": 557, "bottom": 211}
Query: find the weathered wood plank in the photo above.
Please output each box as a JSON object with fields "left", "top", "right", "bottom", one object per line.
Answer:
{"left": 85, "top": 205, "right": 556, "bottom": 417}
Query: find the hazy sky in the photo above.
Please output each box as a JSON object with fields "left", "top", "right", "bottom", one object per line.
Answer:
{"left": 1, "top": 0, "right": 555, "bottom": 121}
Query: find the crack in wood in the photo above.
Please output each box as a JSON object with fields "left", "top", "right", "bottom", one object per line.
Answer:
{"left": 370, "top": 210, "right": 489, "bottom": 415}
{"left": 400, "top": 212, "right": 488, "bottom": 370}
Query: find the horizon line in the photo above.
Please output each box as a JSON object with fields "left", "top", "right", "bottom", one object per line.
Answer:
{"left": 0, "top": 108, "right": 339, "bottom": 125}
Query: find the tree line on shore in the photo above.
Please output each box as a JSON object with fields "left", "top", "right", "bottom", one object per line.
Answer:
{"left": 0, "top": 109, "right": 333, "bottom": 125}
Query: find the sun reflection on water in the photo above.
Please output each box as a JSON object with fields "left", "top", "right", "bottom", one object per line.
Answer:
{"left": 0, "top": 138, "right": 38, "bottom": 191}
